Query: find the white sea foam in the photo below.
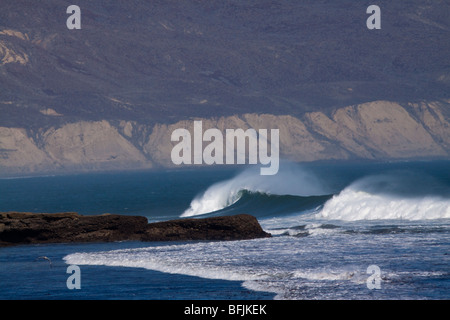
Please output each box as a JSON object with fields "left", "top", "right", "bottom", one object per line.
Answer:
{"left": 64, "top": 241, "right": 270, "bottom": 283}
{"left": 63, "top": 219, "right": 450, "bottom": 300}
{"left": 316, "top": 174, "right": 450, "bottom": 221}
{"left": 63, "top": 166, "right": 450, "bottom": 300}
{"left": 64, "top": 239, "right": 370, "bottom": 299}
{"left": 292, "top": 269, "right": 367, "bottom": 283}
{"left": 181, "top": 162, "right": 327, "bottom": 217}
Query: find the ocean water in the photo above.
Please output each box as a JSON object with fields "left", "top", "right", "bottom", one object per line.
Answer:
{"left": 0, "top": 161, "right": 449, "bottom": 300}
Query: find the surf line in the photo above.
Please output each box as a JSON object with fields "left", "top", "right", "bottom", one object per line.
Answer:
{"left": 171, "top": 120, "right": 279, "bottom": 175}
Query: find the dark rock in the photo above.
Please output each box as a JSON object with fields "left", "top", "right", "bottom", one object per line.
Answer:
{"left": 0, "top": 212, "right": 148, "bottom": 246}
{"left": 0, "top": 212, "right": 270, "bottom": 246}
{"left": 143, "top": 214, "right": 271, "bottom": 242}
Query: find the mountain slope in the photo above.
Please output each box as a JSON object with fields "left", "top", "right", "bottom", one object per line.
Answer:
{"left": 0, "top": 0, "right": 449, "bottom": 128}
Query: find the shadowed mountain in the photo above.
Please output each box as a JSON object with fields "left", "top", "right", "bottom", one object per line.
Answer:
{"left": 0, "top": 0, "right": 449, "bottom": 128}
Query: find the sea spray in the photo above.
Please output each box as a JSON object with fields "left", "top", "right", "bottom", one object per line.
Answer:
{"left": 316, "top": 173, "right": 450, "bottom": 221}
{"left": 181, "top": 162, "right": 328, "bottom": 217}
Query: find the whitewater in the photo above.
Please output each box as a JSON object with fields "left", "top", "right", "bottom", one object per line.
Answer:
{"left": 181, "top": 163, "right": 328, "bottom": 217}
{"left": 1, "top": 161, "right": 449, "bottom": 299}
{"left": 62, "top": 161, "right": 450, "bottom": 299}
{"left": 181, "top": 164, "right": 450, "bottom": 221}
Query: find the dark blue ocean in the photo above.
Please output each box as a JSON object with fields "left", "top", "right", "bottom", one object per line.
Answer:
{"left": 0, "top": 161, "right": 449, "bottom": 300}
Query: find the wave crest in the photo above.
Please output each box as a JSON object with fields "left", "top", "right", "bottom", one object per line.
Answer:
{"left": 181, "top": 163, "right": 327, "bottom": 217}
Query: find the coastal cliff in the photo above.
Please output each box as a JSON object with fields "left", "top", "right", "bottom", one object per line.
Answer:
{"left": 1, "top": 100, "right": 449, "bottom": 176}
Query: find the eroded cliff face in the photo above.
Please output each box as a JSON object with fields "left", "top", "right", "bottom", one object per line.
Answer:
{"left": 0, "top": 100, "right": 449, "bottom": 175}
{"left": 0, "top": 121, "right": 152, "bottom": 175}
{"left": 303, "top": 101, "right": 449, "bottom": 159}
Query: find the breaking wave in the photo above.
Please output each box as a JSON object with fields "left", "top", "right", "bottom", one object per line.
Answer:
{"left": 181, "top": 163, "right": 328, "bottom": 217}
{"left": 61, "top": 161, "right": 450, "bottom": 300}
{"left": 181, "top": 165, "right": 450, "bottom": 222}
{"left": 315, "top": 173, "right": 450, "bottom": 221}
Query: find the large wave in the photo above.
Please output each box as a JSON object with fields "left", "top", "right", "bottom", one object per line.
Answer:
{"left": 181, "top": 164, "right": 450, "bottom": 221}
{"left": 207, "top": 190, "right": 331, "bottom": 219}
{"left": 181, "top": 163, "right": 328, "bottom": 217}
{"left": 315, "top": 173, "right": 450, "bottom": 221}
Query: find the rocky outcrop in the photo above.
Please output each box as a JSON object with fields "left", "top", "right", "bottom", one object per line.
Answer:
{"left": 0, "top": 100, "right": 449, "bottom": 176}
{"left": 0, "top": 212, "right": 270, "bottom": 247}
{"left": 143, "top": 214, "right": 270, "bottom": 241}
{"left": 0, "top": 212, "right": 148, "bottom": 246}
{"left": 0, "top": 30, "right": 29, "bottom": 65}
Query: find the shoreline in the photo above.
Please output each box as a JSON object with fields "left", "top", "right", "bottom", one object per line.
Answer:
{"left": 0, "top": 240, "right": 277, "bottom": 300}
